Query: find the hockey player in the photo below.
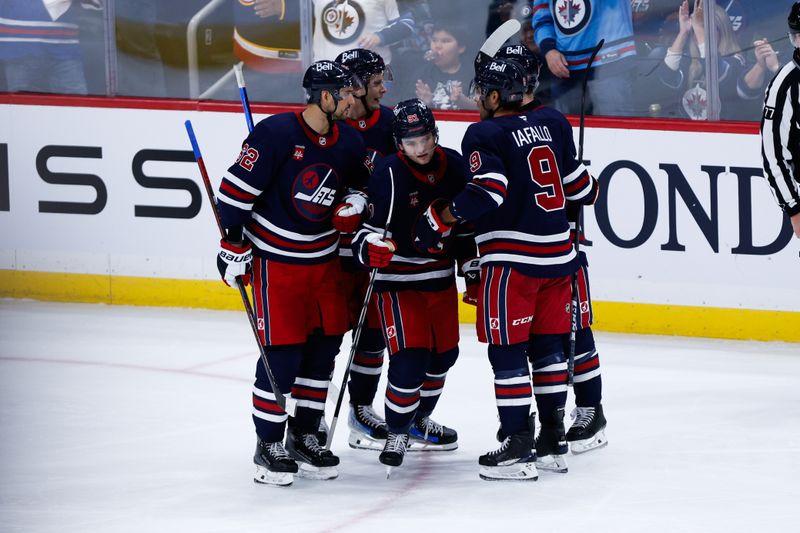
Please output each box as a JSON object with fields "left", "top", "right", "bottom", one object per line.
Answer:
{"left": 351, "top": 98, "right": 474, "bottom": 471}
{"left": 215, "top": 60, "right": 369, "bottom": 486}
{"left": 761, "top": 2, "right": 800, "bottom": 240}
{"left": 414, "top": 58, "right": 598, "bottom": 481}
{"left": 331, "top": 48, "right": 396, "bottom": 450}
{"left": 495, "top": 44, "right": 608, "bottom": 461}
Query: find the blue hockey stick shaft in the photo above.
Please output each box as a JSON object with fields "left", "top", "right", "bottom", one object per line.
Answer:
{"left": 234, "top": 64, "right": 255, "bottom": 132}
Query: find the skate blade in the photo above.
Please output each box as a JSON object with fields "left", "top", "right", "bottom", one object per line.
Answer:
{"left": 406, "top": 438, "right": 458, "bottom": 452}
{"left": 385, "top": 465, "right": 394, "bottom": 479}
{"left": 254, "top": 465, "right": 294, "bottom": 486}
{"left": 570, "top": 430, "right": 608, "bottom": 454}
{"left": 478, "top": 462, "right": 538, "bottom": 481}
{"left": 296, "top": 463, "right": 338, "bottom": 480}
{"left": 348, "top": 431, "right": 386, "bottom": 451}
{"left": 535, "top": 454, "right": 568, "bottom": 473}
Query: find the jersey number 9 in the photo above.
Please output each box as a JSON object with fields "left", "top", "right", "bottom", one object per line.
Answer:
{"left": 527, "top": 145, "right": 564, "bottom": 212}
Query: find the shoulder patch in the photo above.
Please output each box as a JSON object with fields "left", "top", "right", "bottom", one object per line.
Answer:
{"left": 763, "top": 106, "right": 775, "bottom": 120}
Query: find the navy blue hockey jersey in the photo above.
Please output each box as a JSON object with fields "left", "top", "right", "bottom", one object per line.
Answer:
{"left": 353, "top": 146, "right": 475, "bottom": 292}
{"left": 344, "top": 105, "right": 396, "bottom": 166}
{"left": 451, "top": 103, "right": 598, "bottom": 278}
{"left": 217, "top": 111, "right": 369, "bottom": 264}
{"left": 339, "top": 105, "right": 396, "bottom": 268}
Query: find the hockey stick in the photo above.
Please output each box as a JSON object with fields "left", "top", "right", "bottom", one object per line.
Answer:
{"left": 325, "top": 166, "right": 396, "bottom": 450}
{"left": 474, "top": 18, "right": 522, "bottom": 72}
{"left": 184, "top": 120, "right": 296, "bottom": 415}
{"left": 234, "top": 63, "right": 255, "bottom": 132}
{"left": 568, "top": 39, "right": 604, "bottom": 386}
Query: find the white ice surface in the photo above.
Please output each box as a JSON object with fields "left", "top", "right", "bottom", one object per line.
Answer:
{"left": 1, "top": 299, "right": 799, "bottom": 533}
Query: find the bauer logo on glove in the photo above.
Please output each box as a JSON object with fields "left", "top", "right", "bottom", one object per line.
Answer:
{"left": 217, "top": 239, "right": 253, "bottom": 287}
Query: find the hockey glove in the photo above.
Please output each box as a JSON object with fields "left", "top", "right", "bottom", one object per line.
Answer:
{"left": 414, "top": 198, "right": 454, "bottom": 253}
{"left": 332, "top": 192, "right": 368, "bottom": 233}
{"left": 461, "top": 258, "right": 480, "bottom": 305}
{"left": 357, "top": 233, "right": 396, "bottom": 269}
{"left": 217, "top": 239, "right": 253, "bottom": 287}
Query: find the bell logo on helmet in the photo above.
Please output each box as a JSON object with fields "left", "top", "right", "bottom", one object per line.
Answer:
{"left": 315, "top": 62, "right": 335, "bottom": 72}
{"left": 488, "top": 61, "right": 507, "bottom": 72}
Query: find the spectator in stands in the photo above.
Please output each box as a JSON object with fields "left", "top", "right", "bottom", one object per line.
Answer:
{"left": 414, "top": 24, "right": 476, "bottom": 110}
{"left": 312, "top": 0, "right": 400, "bottom": 63}
{"left": 357, "top": 0, "right": 433, "bottom": 105}
{"left": 655, "top": 0, "right": 767, "bottom": 121}
{"left": 533, "top": 0, "right": 638, "bottom": 116}
{"left": 0, "top": 0, "right": 93, "bottom": 95}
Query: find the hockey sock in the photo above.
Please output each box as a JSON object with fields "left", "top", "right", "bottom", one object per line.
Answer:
{"left": 568, "top": 327, "right": 602, "bottom": 407}
{"left": 529, "top": 334, "right": 568, "bottom": 417}
{"left": 291, "top": 334, "right": 343, "bottom": 432}
{"left": 384, "top": 348, "right": 431, "bottom": 433}
{"left": 416, "top": 347, "right": 459, "bottom": 418}
{"left": 253, "top": 344, "right": 304, "bottom": 442}
{"left": 347, "top": 327, "right": 385, "bottom": 406}
{"left": 488, "top": 343, "right": 532, "bottom": 438}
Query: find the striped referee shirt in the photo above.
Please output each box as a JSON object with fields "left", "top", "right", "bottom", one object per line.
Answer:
{"left": 761, "top": 49, "right": 800, "bottom": 217}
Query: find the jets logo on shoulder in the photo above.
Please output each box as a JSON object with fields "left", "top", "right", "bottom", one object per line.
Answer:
{"left": 292, "top": 163, "right": 340, "bottom": 221}
{"left": 293, "top": 145, "right": 305, "bottom": 160}
{"left": 553, "top": 0, "right": 592, "bottom": 36}
{"left": 321, "top": 0, "right": 366, "bottom": 45}
{"left": 409, "top": 191, "right": 419, "bottom": 207}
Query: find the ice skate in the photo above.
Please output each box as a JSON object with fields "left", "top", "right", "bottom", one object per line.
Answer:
{"left": 379, "top": 432, "right": 409, "bottom": 478}
{"left": 567, "top": 404, "right": 608, "bottom": 454}
{"left": 408, "top": 416, "right": 458, "bottom": 451}
{"left": 286, "top": 428, "right": 340, "bottom": 480}
{"left": 348, "top": 404, "right": 388, "bottom": 451}
{"left": 535, "top": 408, "right": 569, "bottom": 473}
{"left": 478, "top": 431, "right": 538, "bottom": 481}
{"left": 253, "top": 438, "right": 298, "bottom": 487}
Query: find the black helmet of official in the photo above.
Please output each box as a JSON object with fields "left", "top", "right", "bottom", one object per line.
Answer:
{"left": 495, "top": 44, "right": 541, "bottom": 93}
{"left": 302, "top": 60, "right": 360, "bottom": 105}
{"left": 392, "top": 98, "right": 438, "bottom": 146}
{"left": 471, "top": 58, "right": 527, "bottom": 105}
{"left": 334, "top": 48, "right": 392, "bottom": 85}
{"left": 790, "top": 2, "right": 800, "bottom": 33}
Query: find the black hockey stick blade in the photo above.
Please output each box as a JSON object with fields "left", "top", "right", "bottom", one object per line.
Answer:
{"left": 474, "top": 19, "right": 522, "bottom": 72}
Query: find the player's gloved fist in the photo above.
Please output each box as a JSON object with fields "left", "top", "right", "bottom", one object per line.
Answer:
{"left": 414, "top": 198, "right": 454, "bottom": 253}
{"left": 461, "top": 258, "right": 480, "bottom": 305}
{"left": 358, "top": 232, "right": 396, "bottom": 268}
{"left": 332, "top": 192, "right": 368, "bottom": 233}
{"left": 217, "top": 239, "right": 253, "bottom": 287}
